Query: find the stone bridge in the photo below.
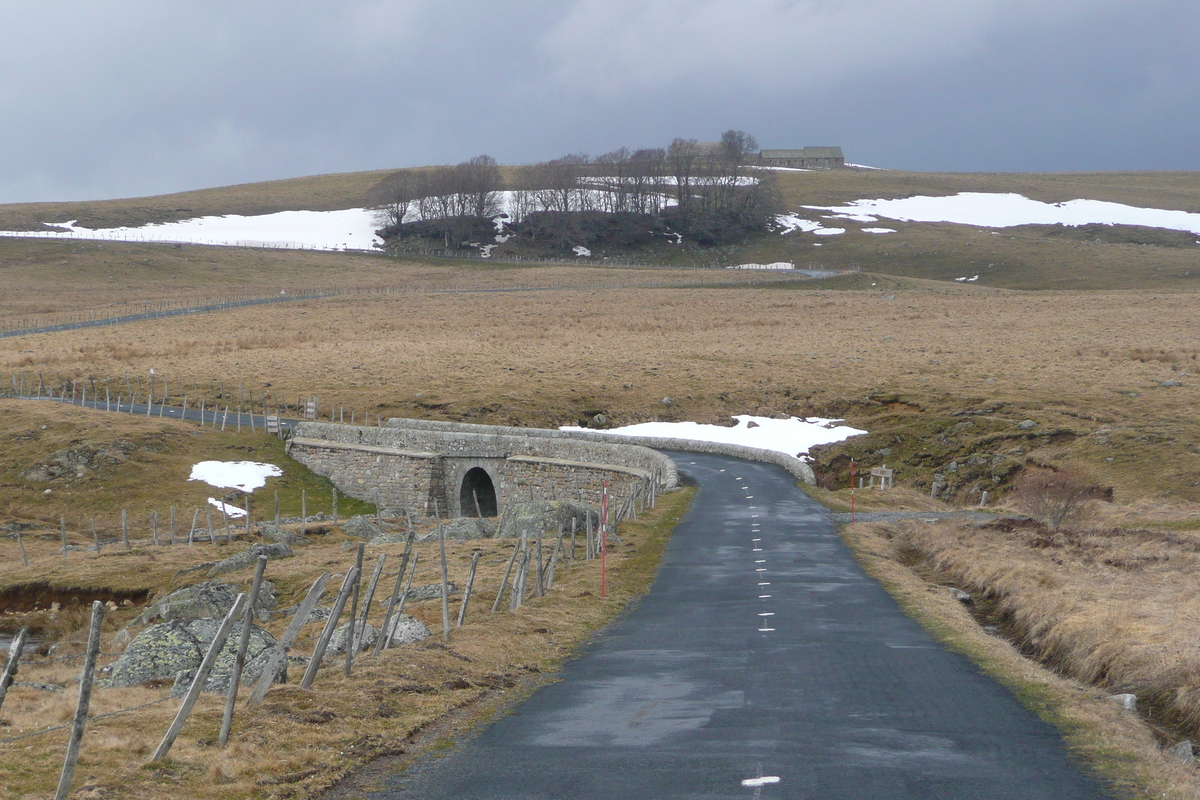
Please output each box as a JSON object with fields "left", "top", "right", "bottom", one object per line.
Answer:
{"left": 288, "top": 418, "right": 678, "bottom": 518}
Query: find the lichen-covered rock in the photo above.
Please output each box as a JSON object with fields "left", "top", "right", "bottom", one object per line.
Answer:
{"left": 415, "top": 517, "right": 495, "bottom": 543}
{"left": 496, "top": 501, "right": 598, "bottom": 540}
{"left": 342, "top": 515, "right": 384, "bottom": 539}
{"left": 259, "top": 525, "right": 307, "bottom": 545}
{"left": 18, "top": 440, "right": 139, "bottom": 483}
{"left": 405, "top": 582, "right": 458, "bottom": 602}
{"left": 381, "top": 614, "right": 431, "bottom": 647}
{"left": 206, "top": 543, "right": 293, "bottom": 577}
{"left": 130, "top": 579, "right": 278, "bottom": 627}
{"left": 108, "top": 618, "right": 282, "bottom": 694}
{"left": 326, "top": 620, "right": 379, "bottom": 656}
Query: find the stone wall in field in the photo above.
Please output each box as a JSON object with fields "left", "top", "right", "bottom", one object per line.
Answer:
{"left": 288, "top": 419, "right": 676, "bottom": 518}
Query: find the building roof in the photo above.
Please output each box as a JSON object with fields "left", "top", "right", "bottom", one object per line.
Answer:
{"left": 760, "top": 147, "right": 844, "bottom": 159}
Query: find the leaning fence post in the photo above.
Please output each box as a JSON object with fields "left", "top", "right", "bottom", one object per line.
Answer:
{"left": 301, "top": 566, "right": 359, "bottom": 689}
{"left": 53, "top": 601, "right": 103, "bottom": 800}
{"left": 348, "top": 553, "right": 385, "bottom": 673}
{"left": 435, "top": 502, "right": 451, "bottom": 641}
{"left": 344, "top": 544, "right": 365, "bottom": 675}
{"left": 121, "top": 509, "right": 130, "bottom": 550}
{"left": 16, "top": 529, "right": 29, "bottom": 567}
{"left": 246, "top": 572, "right": 330, "bottom": 707}
{"left": 150, "top": 593, "right": 247, "bottom": 762}
{"left": 373, "top": 532, "right": 415, "bottom": 657}
{"left": 382, "top": 553, "right": 418, "bottom": 650}
{"left": 60, "top": 517, "right": 68, "bottom": 560}
{"left": 0, "top": 627, "right": 28, "bottom": 717}
{"left": 456, "top": 551, "right": 480, "bottom": 628}
{"left": 491, "top": 540, "right": 521, "bottom": 613}
{"left": 219, "top": 556, "right": 267, "bottom": 747}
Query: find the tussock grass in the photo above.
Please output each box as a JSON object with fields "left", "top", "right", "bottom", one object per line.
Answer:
{"left": 0, "top": 461, "right": 694, "bottom": 799}
{"left": 843, "top": 510, "right": 1200, "bottom": 798}
{"left": 841, "top": 517, "right": 1200, "bottom": 799}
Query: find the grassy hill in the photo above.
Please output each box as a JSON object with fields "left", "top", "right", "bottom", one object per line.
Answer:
{"left": 2, "top": 166, "right": 1198, "bottom": 291}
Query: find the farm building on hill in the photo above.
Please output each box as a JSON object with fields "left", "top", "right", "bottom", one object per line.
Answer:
{"left": 758, "top": 147, "right": 845, "bottom": 169}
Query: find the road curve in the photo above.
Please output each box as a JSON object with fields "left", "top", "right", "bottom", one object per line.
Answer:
{"left": 365, "top": 452, "right": 1108, "bottom": 799}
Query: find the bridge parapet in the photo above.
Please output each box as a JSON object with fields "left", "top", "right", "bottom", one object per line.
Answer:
{"left": 290, "top": 419, "right": 676, "bottom": 518}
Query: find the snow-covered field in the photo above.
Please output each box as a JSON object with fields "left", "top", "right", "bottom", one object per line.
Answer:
{"left": 0, "top": 209, "right": 383, "bottom": 251}
{"left": 561, "top": 415, "right": 865, "bottom": 460}
{"left": 726, "top": 262, "right": 794, "bottom": 270}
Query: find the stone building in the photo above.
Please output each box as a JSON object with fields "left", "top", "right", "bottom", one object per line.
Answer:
{"left": 758, "top": 146, "right": 845, "bottom": 169}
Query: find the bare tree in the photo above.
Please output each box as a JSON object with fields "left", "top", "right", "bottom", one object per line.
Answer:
{"left": 369, "top": 171, "right": 421, "bottom": 229}
{"left": 456, "top": 155, "right": 503, "bottom": 219}
{"left": 1012, "top": 466, "right": 1100, "bottom": 531}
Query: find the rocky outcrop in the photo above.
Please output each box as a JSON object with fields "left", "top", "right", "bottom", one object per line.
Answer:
{"left": 107, "top": 618, "right": 282, "bottom": 694}
{"left": 414, "top": 517, "right": 495, "bottom": 543}
{"left": 18, "top": 439, "right": 140, "bottom": 483}
{"left": 381, "top": 614, "right": 431, "bottom": 647}
{"left": 129, "top": 579, "right": 278, "bottom": 626}
{"left": 342, "top": 515, "right": 385, "bottom": 539}
{"left": 206, "top": 543, "right": 294, "bottom": 577}
{"left": 496, "top": 501, "right": 598, "bottom": 540}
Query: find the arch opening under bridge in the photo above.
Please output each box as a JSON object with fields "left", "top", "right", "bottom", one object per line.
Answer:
{"left": 460, "top": 466, "right": 498, "bottom": 518}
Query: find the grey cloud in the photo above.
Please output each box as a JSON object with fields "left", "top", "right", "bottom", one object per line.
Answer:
{"left": 0, "top": 0, "right": 1195, "bottom": 203}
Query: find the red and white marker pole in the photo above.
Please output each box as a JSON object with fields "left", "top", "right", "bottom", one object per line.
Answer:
{"left": 600, "top": 481, "right": 609, "bottom": 599}
{"left": 849, "top": 459, "right": 856, "bottom": 524}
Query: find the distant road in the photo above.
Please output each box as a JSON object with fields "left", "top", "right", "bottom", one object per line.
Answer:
{"left": 358, "top": 452, "right": 1107, "bottom": 799}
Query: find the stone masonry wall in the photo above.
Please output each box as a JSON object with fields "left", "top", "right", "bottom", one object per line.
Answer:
{"left": 290, "top": 420, "right": 673, "bottom": 518}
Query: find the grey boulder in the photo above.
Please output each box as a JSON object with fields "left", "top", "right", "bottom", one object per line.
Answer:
{"left": 496, "top": 501, "right": 598, "bottom": 540}
{"left": 381, "top": 614, "right": 431, "bottom": 647}
{"left": 342, "top": 515, "right": 384, "bottom": 539}
{"left": 108, "top": 618, "right": 282, "bottom": 694}
{"left": 415, "top": 517, "right": 495, "bottom": 543}
{"left": 207, "top": 543, "right": 293, "bottom": 577}
{"left": 130, "top": 579, "right": 278, "bottom": 626}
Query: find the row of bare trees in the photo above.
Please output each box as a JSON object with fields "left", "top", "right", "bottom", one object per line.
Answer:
{"left": 372, "top": 130, "right": 781, "bottom": 249}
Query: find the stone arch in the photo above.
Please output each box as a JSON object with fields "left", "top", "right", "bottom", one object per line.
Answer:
{"left": 459, "top": 466, "right": 498, "bottom": 518}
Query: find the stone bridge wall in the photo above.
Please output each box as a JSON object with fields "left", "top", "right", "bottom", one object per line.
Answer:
{"left": 289, "top": 420, "right": 677, "bottom": 518}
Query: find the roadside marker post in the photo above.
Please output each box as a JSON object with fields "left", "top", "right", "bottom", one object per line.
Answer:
{"left": 850, "top": 460, "right": 856, "bottom": 524}
{"left": 600, "top": 482, "right": 608, "bottom": 599}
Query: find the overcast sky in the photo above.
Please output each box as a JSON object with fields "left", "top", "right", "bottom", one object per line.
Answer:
{"left": 2, "top": 0, "right": 1197, "bottom": 204}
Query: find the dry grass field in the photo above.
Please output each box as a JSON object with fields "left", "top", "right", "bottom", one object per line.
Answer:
{"left": 2, "top": 165, "right": 1200, "bottom": 798}
{"left": 0, "top": 402, "right": 693, "bottom": 799}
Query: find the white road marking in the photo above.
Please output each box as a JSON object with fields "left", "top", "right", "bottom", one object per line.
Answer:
{"left": 742, "top": 776, "right": 781, "bottom": 787}
{"left": 758, "top": 582, "right": 770, "bottom": 586}
{"left": 759, "top": 594, "right": 771, "bottom": 598}
{"left": 757, "top": 628, "right": 775, "bottom": 632}
{"left": 759, "top": 612, "right": 774, "bottom": 616}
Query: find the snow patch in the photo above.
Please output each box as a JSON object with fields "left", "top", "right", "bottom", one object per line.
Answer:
{"left": 189, "top": 461, "right": 281, "bottom": 492}
{"left": 806, "top": 192, "right": 1200, "bottom": 235}
{"left": 955, "top": 275, "right": 980, "bottom": 282}
{"left": 2, "top": 209, "right": 384, "bottom": 251}
{"left": 562, "top": 415, "right": 865, "bottom": 459}
{"left": 861, "top": 227, "right": 896, "bottom": 234}
{"left": 207, "top": 498, "right": 247, "bottom": 519}
{"left": 742, "top": 777, "right": 781, "bottom": 787}
{"left": 572, "top": 245, "right": 591, "bottom": 257}
{"left": 727, "top": 262, "right": 793, "bottom": 270}
{"left": 813, "top": 227, "right": 845, "bottom": 236}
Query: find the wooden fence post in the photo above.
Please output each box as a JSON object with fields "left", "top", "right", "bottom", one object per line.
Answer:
{"left": 373, "top": 532, "right": 415, "bottom": 656}
{"left": 247, "top": 572, "right": 330, "bottom": 707}
{"left": 456, "top": 551, "right": 480, "bottom": 628}
{"left": 301, "top": 566, "right": 359, "bottom": 690}
{"left": 60, "top": 517, "right": 68, "bottom": 560}
{"left": 150, "top": 594, "right": 247, "bottom": 762}
{"left": 16, "top": 529, "right": 29, "bottom": 567}
{"left": 151, "top": 511, "right": 159, "bottom": 546}
{"left": 121, "top": 509, "right": 130, "bottom": 550}
{"left": 436, "top": 504, "right": 451, "bottom": 641}
{"left": 219, "top": 557, "right": 267, "bottom": 747}
{"left": 170, "top": 506, "right": 176, "bottom": 545}
{"left": 344, "top": 543, "right": 365, "bottom": 675}
{"left": 301, "top": 490, "right": 307, "bottom": 537}
{"left": 491, "top": 541, "right": 521, "bottom": 613}
{"left": 332, "top": 488, "right": 338, "bottom": 525}
{"left": 0, "top": 627, "right": 28, "bottom": 717}
{"left": 90, "top": 520, "right": 100, "bottom": 555}
{"left": 53, "top": 601, "right": 103, "bottom": 800}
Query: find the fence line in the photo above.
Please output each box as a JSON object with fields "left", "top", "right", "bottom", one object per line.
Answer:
{"left": 0, "top": 269, "right": 839, "bottom": 339}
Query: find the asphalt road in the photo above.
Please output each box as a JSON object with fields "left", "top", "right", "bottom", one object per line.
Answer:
{"left": 367, "top": 452, "right": 1107, "bottom": 799}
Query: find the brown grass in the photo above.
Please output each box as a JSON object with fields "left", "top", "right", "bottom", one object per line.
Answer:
{"left": 840, "top": 517, "right": 1200, "bottom": 800}
{"left": 0, "top": 471, "right": 695, "bottom": 799}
